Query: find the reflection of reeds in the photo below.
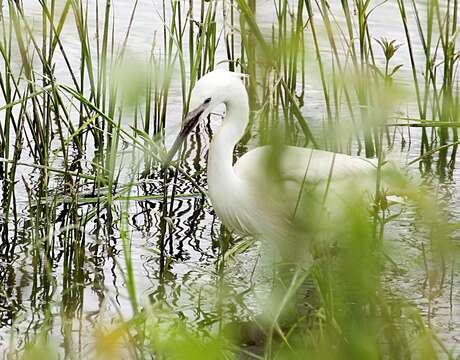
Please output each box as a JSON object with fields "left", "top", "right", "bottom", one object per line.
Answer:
{"left": 0, "top": 0, "right": 459, "bottom": 358}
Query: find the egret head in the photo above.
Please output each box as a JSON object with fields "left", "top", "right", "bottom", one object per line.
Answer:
{"left": 163, "top": 69, "right": 247, "bottom": 170}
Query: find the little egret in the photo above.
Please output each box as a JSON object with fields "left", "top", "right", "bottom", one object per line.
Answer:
{"left": 164, "top": 69, "right": 396, "bottom": 243}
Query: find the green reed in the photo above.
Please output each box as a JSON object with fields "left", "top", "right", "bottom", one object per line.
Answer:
{"left": 397, "top": 0, "right": 459, "bottom": 171}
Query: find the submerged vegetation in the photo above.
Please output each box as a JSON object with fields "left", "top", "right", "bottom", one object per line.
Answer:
{"left": 0, "top": 0, "right": 459, "bottom": 358}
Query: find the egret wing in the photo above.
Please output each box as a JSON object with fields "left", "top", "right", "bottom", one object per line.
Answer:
{"left": 234, "top": 146, "right": 377, "bottom": 186}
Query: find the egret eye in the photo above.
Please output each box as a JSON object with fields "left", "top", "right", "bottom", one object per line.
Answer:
{"left": 204, "top": 97, "right": 211, "bottom": 104}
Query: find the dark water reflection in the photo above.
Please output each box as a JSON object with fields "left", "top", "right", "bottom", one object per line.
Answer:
{"left": 0, "top": 111, "right": 252, "bottom": 352}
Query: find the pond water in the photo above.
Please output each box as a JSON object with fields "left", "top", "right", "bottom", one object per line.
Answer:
{"left": 0, "top": 0, "right": 459, "bottom": 356}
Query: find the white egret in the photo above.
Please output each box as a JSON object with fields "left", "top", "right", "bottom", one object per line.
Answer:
{"left": 164, "top": 69, "right": 397, "bottom": 244}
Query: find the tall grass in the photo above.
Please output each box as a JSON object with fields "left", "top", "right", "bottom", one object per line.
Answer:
{"left": 397, "top": 0, "right": 460, "bottom": 173}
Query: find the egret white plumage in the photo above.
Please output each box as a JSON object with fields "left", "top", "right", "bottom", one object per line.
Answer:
{"left": 164, "top": 69, "right": 396, "bottom": 243}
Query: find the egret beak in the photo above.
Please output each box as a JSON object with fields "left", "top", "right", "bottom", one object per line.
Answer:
{"left": 162, "top": 102, "right": 209, "bottom": 170}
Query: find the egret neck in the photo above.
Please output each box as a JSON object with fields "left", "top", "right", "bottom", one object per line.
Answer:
{"left": 207, "top": 90, "right": 249, "bottom": 206}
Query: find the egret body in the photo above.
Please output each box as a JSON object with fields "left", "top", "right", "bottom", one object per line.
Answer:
{"left": 165, "top": 69, "right": 385, "bottom": 242}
